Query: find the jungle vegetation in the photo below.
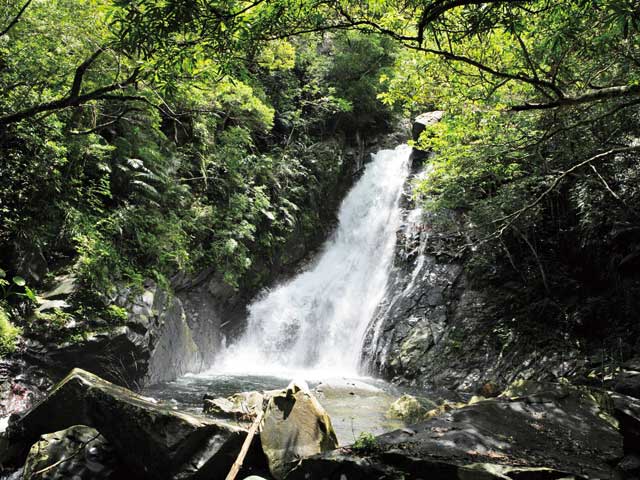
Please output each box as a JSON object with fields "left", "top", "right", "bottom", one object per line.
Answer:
{"left": 1, "top": 0, "right": 639, "bottom": 354}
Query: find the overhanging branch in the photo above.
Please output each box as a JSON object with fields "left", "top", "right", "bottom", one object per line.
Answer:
{"left": 0, "top": 68, "right": 141, "bottom": 128}
{"left": 0, "top": 0, "right": 33, "bottom": 37}
{"left": 511, "top": 84, "right": 640, "bottom": 111}
{"left": 493, "top": 144, "right": 640, "bottom": 236}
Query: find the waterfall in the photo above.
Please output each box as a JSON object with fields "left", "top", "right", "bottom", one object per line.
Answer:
{"left": 212, "top": 144, "right": 411, "bottom": 377}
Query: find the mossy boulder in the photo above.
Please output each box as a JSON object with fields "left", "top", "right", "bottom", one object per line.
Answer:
{"left": 386, "top": 394, "right": 436, "bottom": 423}
{"left": 260, "top": 380, "right": 338, "bottom": 479}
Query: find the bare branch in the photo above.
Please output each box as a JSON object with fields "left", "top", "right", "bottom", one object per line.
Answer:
{"left": 493, "top": 145, "right": 640, "bottom": 234}
{"left": 0, "top": 0, "right": 33, "bottom": 37}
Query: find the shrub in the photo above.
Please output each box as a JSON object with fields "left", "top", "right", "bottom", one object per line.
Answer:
{"left": 0, "top": 306, "right": 21, "bottom": 357}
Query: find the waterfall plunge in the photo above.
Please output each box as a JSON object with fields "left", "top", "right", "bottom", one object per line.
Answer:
{"left": 212, "top": 144, "right": 411, "bottom": 377}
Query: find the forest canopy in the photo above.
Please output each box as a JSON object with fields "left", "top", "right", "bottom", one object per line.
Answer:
{"left": 1, "top": 0, "right": 639, "bottom": 349}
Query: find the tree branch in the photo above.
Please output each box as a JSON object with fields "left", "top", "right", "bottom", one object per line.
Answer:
{"left": 0, "top": 0, "right": 33, "bottom": 37}
{"left": 511, "top": 84, "right": 640, "bottom": 111}
{"left": 69, "top": 107, "right": 143, "bottom": 135}
{"left": 416, "top": 0, "right": 527, "bottom": 45}
{"left": 70, "top": 48, "right": 106, "bottom": 97}
{"left": 493, "top": 144, "right": 640, "bottom": 234}
{"left": 404, "top": 43, "right": 563, "bottom": 98}
{"left": 0, "top": 68, "right": 141, "bottom": 128}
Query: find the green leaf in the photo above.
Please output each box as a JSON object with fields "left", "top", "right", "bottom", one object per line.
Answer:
{"left": 261, "top": 209, "right": 276, "bottom": 221}
{"left": 12, "top": 276, "right": 26, "bottom": 287}
{"left": 24, "top": 286, "right": 38, "bottom": 302}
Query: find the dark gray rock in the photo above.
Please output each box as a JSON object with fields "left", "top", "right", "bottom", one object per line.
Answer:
{"left": 614, "top": 368, "right": 640, "bottom": 400}
{"left": 22, "top": 425, "right": 120, "bottom": 480}
{"left": 175, "top": 274, "right": 243, "bottom": 370}
{"left": 23, "top": 284, "right": 201, "bottom": 389}
{"left": 0, "top": 369, "right": 265, "bottom": 479}
{"left": 288, "top": 386, "right": 624, "bottom": 479}
{"left": 611, "top": 392, "right": 640, "bottom": 454}
{"left": 363, "top": 156, "right": 582, "bottom": 392}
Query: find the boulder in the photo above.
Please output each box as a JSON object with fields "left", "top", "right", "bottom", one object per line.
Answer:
{"left": 25, "top": 284, "right": 202, "bottom": 389}
{"left": 203, "top": 391, "right": 265, "bottom": 421}
{"left": 288, "top": 384, "right": 624, "bottom": 479}
{"left": 611, "top": 392, "right": 640, "bottom": 454}
{"left": 0, "top": 369, "right": 265, "bottom": 479}
{"left": 260, "top": 380, "right": 338, "bottom": 479}
{"left": 612, "top": 358, "right": 640, "bottom": 400}
{"left": 386, "top": 394, "right": 436, "bottom": 423}
{"left": 22, "top": 425, "right": 120, "bottom": 480}
{"left": 288, "top": 451, "right": 588, "bottom": 480}
{"left": 411, "top": 111, "right": 445, "bottom": 144}
{"left": 614, "top": 372, "right": 640, "bottom": 399}
{"left": 409, "top": 111, "right": 444, "bottom": 163}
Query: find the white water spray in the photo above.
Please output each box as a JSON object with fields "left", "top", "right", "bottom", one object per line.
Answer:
{"left": 211, "top": 144, "right": 411, "bottom": 377}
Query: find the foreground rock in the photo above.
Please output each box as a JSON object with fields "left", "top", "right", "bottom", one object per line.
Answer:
{"left": 0, "top": 368, "right": 266, "bottom": 479}
{"left": 261, "top": 381, "right": 338, "bottom": 479}
{"left": 612, "top": 392, "right": 640, "bottom": 453}
{"left": 22, "top": 425, "right": 119, "bottom": 480}
{"left": 288, "top": 384, "right": 624, "bottom": 479}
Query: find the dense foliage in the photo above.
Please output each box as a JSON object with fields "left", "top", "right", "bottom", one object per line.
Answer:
{"left": 1, "top": 0, "right": 639, "bottom": 355}
{"left": 0, "top": 0, "right": 396, "bottom": 344}
{"left": 368, "top": 0, "right": 640, "bottom": 349}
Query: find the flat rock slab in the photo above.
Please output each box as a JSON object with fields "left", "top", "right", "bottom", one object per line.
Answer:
{"left": 0, "top": 368, "right": 264, "bottom": 479}
{"left": 289, "top": 388, "right": 623, "bottom": 479}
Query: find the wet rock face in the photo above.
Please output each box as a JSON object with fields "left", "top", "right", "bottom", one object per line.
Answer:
{"left": 362, "top": 114, "right": 584, "bottom": 392}
{"left": 363, "top": 187, "right": 585, "bottom": 391}
{"left": 361, "top": 158, "right": 473, "bottom": 388}
{"left": 22, "top": 283, "right": 202, "bottom": 389}
{"left": 22, "top": 425, "right": 119, "bottom": 480}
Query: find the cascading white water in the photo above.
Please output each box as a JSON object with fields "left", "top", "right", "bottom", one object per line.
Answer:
{"left": 212, "top": 144, "right": 412, "bottom": 377}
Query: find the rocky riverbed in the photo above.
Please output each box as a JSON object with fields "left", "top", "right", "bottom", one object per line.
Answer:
{"left": 1, "top": 368, "right": 639, "bottom": 479}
